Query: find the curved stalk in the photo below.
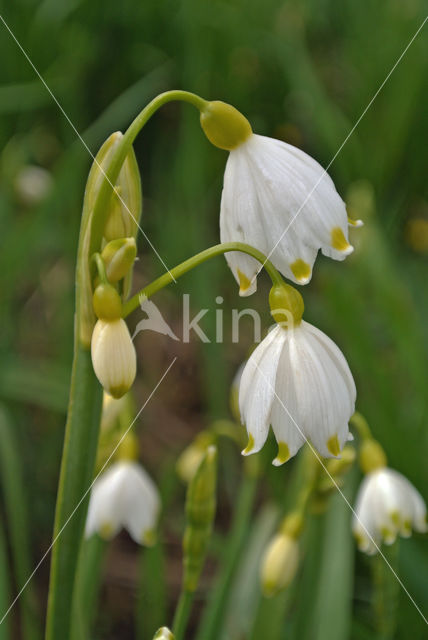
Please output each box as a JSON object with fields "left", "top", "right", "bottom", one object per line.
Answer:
{"left": 88, "top": 91, "right": 207, "bottom": 257}
{"left": 46, "top": 90, "right": 207, "bottom": 640}
{"left": 123, "top": 242, "right": 283, "bottom": 317}
{"left": 349, "top": 412, "right": 372, "bottom": 440}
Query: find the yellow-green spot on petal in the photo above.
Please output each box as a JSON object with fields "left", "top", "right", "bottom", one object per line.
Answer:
{"left": 331, "top": 227, "right": 352, "bottom": 252}
{"left": 390, "top": 510, "right": 401, "bottom": 527}
{"left": 290, "top": 259, "right": 311, "bottom": 283}
{"left": 243, "top": 433, "right": 255, "bottom": 455}
{"left": 327, "top": 434, "right": 340, "bottom": 457}
{"left": 274, "top": 441, "right": 290, "bottom": 465}
{"left": 142, "top": 529, "right": 156, "bottom": 547}
{"left": 402, "top": 519, "right": 412, "bottom": 535}
{"left": 353, "top": 531, "right": 366, "bottom": 549}
{"left": 109, "top": 384, "right": 129, "bottom": 399}
{"left": 99, "top": 522, "right": 114, "bottom": 539}
{"left": 237, "top": 269, "right": 252, "bottom": 295}
{"left": 347, "top": 216, "right": 363, "bottom": 227}
{"left": 381, "top": 526, "right": 395, "bottom": 543}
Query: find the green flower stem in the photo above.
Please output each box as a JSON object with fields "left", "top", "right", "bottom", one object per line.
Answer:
{"left": 172, "top": 590, "right": 194, "bottom": 640}
{"left": 372, "top": 542, "right": 399, "bottom": 639}
{"left": 0, "top": 519, "right": 12, "bottom": 640}
{"left": 349, "top": 411, "right": 372, "bottom": 440}
{"left": 71, "top": 535, "right": 107, "bottom": 640}
{"left": 123, "top": 242, "right": 283, "bottom": 317}
{"left": 46, "top": 90, "right": 206, "bottom": 640}
{"left": 0, "top": 406, "right": 41, "bottom": 640}
{"left": 45, "top": 347, "right": 103, "bottom": 640}
{"left": 196, "top": 464, "right": 258, "bottom": 640}
{"left": 88, "top": 91, "right": 207, "bottom": 259}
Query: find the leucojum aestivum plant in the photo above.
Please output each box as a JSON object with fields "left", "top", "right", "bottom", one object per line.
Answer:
{"left": 42, "top": 91, "right": 426, "bottom": 640}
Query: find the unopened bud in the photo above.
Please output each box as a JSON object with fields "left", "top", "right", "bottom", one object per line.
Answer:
{"left": 93, "top": 283, "right": 122, "bottom": 320}
{"left": 176, "top": 431, "right": 215, "bottom": 483}
{"left": 318, "top": 445, "right": 356, "bottom": 493}
{"left": 153, "top": 628, "right": 174, "bottom": 640}
{"left": 91, "top": 319, "right": 136, "bottom": 398}
{"left": 261, "top": 532, "right": 299, "bottom": 597}
{"left": 101, "top": 237, "right": 137, "bottom": 282}
{"left": 183, "top": 445, "right": 217, "bottom": 591}
{"left": 359, "top": 438, "right": 387, "bottom": 474}
{"left": 85, "top": 132, "right": 122, "bottom": 211}
{"left": 103, "top": 148, "right": 142, "bottom": 241}
{"left": 200, "top": 101, "right": 252, "bottom": 151}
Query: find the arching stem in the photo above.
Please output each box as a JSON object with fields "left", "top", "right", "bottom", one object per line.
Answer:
{"left": 122, "top": 242, "right": 283, "bottom": 317}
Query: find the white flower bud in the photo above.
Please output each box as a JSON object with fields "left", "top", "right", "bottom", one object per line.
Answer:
{"left": 261, "top": 533, "right": 299, "bottom": 597}
{"left": 85, "top": 461, "right": 160, "bottom": 545}
{"left": 153, "top": 628, "right": 174, "bottom": 640}
{"left": 91, "top": 319, "right": 136, "bottom": 398}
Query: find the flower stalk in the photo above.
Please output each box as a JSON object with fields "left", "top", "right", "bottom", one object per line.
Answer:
{"left": 46, "top": 90, "right": 212, "bottom": 640}
{"left": 173, "top": 446, "right": 218, "bottom": 640}
{"left": 122, "top": 242, "right": 283, "bottom": 317}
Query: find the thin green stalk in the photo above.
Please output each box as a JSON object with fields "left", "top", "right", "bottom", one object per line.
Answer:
{"left": 196, "top": 469, "right": 257, "bottom": 640}
{"left": 0, "top": 405, "right": 41, "bottom": 640}
{"left": 250, "top": 589, "right": 293, "bottom": 640}
{"left": 372, "top": 542, "right": 399, "bottom": 639}
{"left": 45, "top": 347, "right": 103, "bottom": 640}
{"left": 0, "top": 519, "right": 12, "bottom": 640}
{"left": 136, "top": 541, "right": 167, "bottom": 640}
{"left": 349, "top": 412, "right": 372, "bottom": 440}
{"left": 88, "top": 90, "right": 207, "bottom": 257}
{"left": 123, "top": 242, "right": 283, "bottom": 317}
{"left": 46, "top": 91, "right": 206, "bottom": 640}
{"left": 71, "top": 535, "right": 107, "bottom": 640}
{"left": 172, "top": 590, "right": 195, "bottom": 640}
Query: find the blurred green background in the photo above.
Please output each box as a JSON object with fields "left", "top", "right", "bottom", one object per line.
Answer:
{"left": 0, "top": 1, "right": 427, "bottom": 639}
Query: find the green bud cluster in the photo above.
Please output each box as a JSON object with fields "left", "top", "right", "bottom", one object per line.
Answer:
{"left": 92, "top": 140, "right": 142, "bottom": 243}
{"left": 182, "top": 445, "right": 217, "bottom": 592}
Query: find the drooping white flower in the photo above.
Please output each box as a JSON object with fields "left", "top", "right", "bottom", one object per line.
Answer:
{"left": 239, "top": 321, "right": 356, "bottom": 464}
{"left": 85, "top": 461, "right": 160, "bottom": 545}
{"left": 352, "top": 467, "right": 427, "bottom": 554}
{"left": 220, "top": 134, "right": 361, "bottom": 294}
{"left": 91, "top": 318, "right": 136, "bottom": 398}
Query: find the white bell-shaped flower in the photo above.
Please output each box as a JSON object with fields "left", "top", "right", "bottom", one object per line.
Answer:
{"left": 352, "top": 467, "right": 427, "bottom": 554}
{"left": 91, "top": 318, "right": 136, "bottom": 398}
{"left": 220, "top": 134, "right": 360, "bottom": 294}
{"left": 239, "top": 322, "right": 356, "bottom": 464}
{"left": 85, "top": 461, "right": 160, "bottom": 545}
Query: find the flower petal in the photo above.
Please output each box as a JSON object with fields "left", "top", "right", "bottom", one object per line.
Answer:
{"left": 239, "top": 325, "right": 287, "bottom": 455}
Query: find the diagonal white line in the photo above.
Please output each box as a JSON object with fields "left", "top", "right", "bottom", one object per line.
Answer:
{"left": 0, "top": 357, "right": 177, "bottom": 627}
{"left": 0, "top": 13, "right": 177, "bottom": 283}
{"left": 251, "top": 359, "right": 428, "bottom": 624}
{"left": 253, "top": 15, "right": 428, "bottom": 283}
